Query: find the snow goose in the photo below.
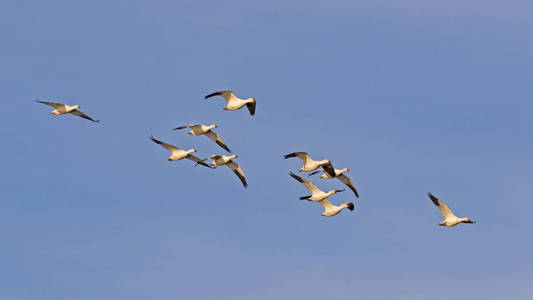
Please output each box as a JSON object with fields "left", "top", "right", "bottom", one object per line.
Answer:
{"left": 36, "top": 99, "right": 99, "bottom": 122}
{"left": 201, "top": 155, "right": 248, "bottom": 188}
{"left": 284, "top": 152, "right": 335, "bottom": 176}
{"left": 318, "top": 199, "right": 355, "bottom": 217}
{"left": 428, "top": 193, "right": 475, "bottom": 226}
{"left": 204, "top": 90, "right": 256, "bottom": 116}
{"left": 173, "top": 124, "right": 231, "bottom": 152}
{"left": 149, "top": 135, "right": 213, "bottom": 169}
{"left": 309, "top": 167, "right": 359, "bottom": 198}
{"left": 289, "top": 172, "right": 344, "bottom": 201}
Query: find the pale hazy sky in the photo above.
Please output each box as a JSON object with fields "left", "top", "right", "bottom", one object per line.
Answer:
{"left": 1, "top": 0, "right": 532, "bottom": 299}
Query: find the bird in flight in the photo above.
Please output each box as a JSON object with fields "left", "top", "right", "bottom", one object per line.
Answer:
{"left": 308, "top": 167, "right": 359, "bottom": 198}
{"left": 289, "top": 172, "right": 345, "bottom": 202}
{"left": 284, "top": 152, "right": 335, "bottom": 176}
{"left": 317, "top": 198, "right": 355, "bottom": 217}
{"left": 173, "top": 124, "right": 231, "bottom": 153}
{"left": 428, "top": 192, "right": 475, "bottom": 226}
{"left": 201, "top": 154, "right": 248, "bottom": 188}
{"left": 204, "top": 90, "right": 256, "bottom": 116}
{"left": 149, "top": 135, "right": 213, "bottom": 169}
{"left": 35, "top": 99, "right": 100, "bottom": 122}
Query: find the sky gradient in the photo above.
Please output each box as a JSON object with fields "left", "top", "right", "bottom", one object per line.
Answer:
{"left": 1, "top": 0, "right": 533, "bottom": 299}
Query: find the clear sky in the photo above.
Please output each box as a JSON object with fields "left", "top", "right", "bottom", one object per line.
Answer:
{"left": 1, "top": 0, "right": 532, "bottom": 299}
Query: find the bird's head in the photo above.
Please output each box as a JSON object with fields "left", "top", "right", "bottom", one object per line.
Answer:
{"left": 346, "top": 202, "right": 355, "bottom": 211}
{"left": 326, "top": 159, "right": 332, "bottom": 164}
{"left": 190, "top": 149, "right": 198, "bottom": 153}
{"left": 231, "top": 154, "right": 238, "bottom": 159}
{"left": 342, "top": 168, "right": 350, "bottom": 173}
{"left": 74, "top": 105, "right": 81, "bottom": 109}
{"left": 463, "top": 218, "right": 475, "bottom": 224}
{"left": 167, "top": 157, "right": 174, "bottom": 161}
{"left": 211, "top": 124, "right": 218, "bottom": 129}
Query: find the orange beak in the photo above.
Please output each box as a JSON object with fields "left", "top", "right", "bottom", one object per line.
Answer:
{"left": 168, "top": 158, "right": 173, "bottom": 161}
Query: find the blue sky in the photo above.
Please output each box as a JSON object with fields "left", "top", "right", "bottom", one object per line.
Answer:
{"left": 1, "top": 0, "right": 532, "bottom": 299}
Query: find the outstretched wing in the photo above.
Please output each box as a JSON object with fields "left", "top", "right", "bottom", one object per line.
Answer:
{"left": 186, "top": 154, "right": 215, "bottom": 169}
{"left": 246, "top": 100, "right": 256, "bottom": 116}
{"left": 289, "top": 172, "right": 322, "bottom": 194}
{"left": 321, "top": 163, "right": 336, "bottom": 177}
{"left": 307, "top": 170, "right": 322, "bottom": 177}
{"left": 70, "top": 110, "right": 100, "bottom": 122}
{"left": 173, "top": 124, "right": 199, "bottom": 130}
{"left": 283, "top": 152, "right": 310, "bottom": 164}
{"left": 35, "top": 99, "right": 65, "bottom": 109}
{"left": 227, "top": 160, "right": 248, "bottom": 188}
{"left": 318, "top": 198, "right": 334, "bottom": 210}
{"left": 428, "top": 192, "right": 455, "bottom": 219}
{"left": 149, "top": 135, "right": 180, "bottom": 153}
{"left": 338, "top": 174, "right": 359, "bottom": 198}
{"left": 204, "top": 90, "right": 233, "bottom": 102}
{"left": 194, "top": 155, "right": 222, "bottom": 166}
{"left": 206, "top": 131, "right": 231, "bottom": 153}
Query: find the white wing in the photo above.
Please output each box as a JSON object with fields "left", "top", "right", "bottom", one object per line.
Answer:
{"left": 227, "top": 160, "right": 247, "bottom": 188}
{"left": 206, "top": 131, "right": 231, "bottom": 152}
{"left": 284, "top": 152, "right": 310, "bottom": 164}
{"left": 173, "top": 124, "right": 200, "bottom": 130}
{"left": 204, "top": 90, "right": 234, "bottom": 103}
{"left": 69, "top": 110, "right": 100, "bottom": 122}
{"left": 338, "top": 174, "right": 359, "bottom": 198}
{"left": 35, "top": 99, "right": 66, "bottom": 110}
{"left": 318, "top": 198, "right": 335, "bottom": 210}
{"left": 428, "top": 193, "right": 456, "bottom": 219}
{"left": 149, "top": 136, "right": 181, "bottom": 154}
{"left": 289, "top": 172, "right": 323, "bottom": 194}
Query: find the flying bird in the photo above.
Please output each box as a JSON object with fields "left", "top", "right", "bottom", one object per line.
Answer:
{"left": 289, "top": 172, "right": 344, "bottom": 202}
{"left": 201, "top": 155, "right": 248, "bottom": 188}
{"left": 317, "top": 199, "right": 355, "bottom": 217}
{"left": 35, "top": 99, "right": 99, "bottom": 122}
{"left": 428, "top": 192, "right": 475, "bottom": 227}
{"left": 308, "top": 167, "right": 359, "bottom": 198}
{"left": 173, "top": 124, "right": 231, "bottom": 153}
{"left": 204, "top": 90, "right": 256, "bottom": 116}
{"left": 149, "top": 135, "right": 213, "bottom": 169}
{"left": 284, "top": 152, "right": 335, "bottom": 176}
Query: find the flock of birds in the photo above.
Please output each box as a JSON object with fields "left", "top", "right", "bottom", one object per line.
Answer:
{"left": 35, "top": 90, "right": 476, "bottom": 226}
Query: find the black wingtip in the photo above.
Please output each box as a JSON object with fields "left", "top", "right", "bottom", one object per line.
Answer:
{"left": 289, "top": 171, "right": 304, "bottom": 183}
{"left": 204, "top": 91, "right": 222, "bottom": 99}
{"left": 284, "top": 152, "right": 296, "bottom": 159}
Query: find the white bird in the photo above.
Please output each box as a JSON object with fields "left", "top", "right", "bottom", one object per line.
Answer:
{"left": 201, "top": 154, "right": 248, "bottom": 188}
{"left": 428, "top": 193, "right": 475, "bottom": 227}
{"left": 284, "top": 152, "right": 335, "bottom": 176}
{"left": 35, "top": 99, "right": 99, "bottom": 122}
{"left": 204, "top": 90, "right": 256, "bottom": 116}
{"left": 289, "top": 172, "right": 344, "bottom": 201}
{"left": 309, "top": 167, "right": 359, "bottom": 198}
{"left": 149, "top": 135, "right": 213, "bottom": 169}
{"left": 318, "top": 199, "right": 355, "bottom": 217}
{"left": 173, "top": 124, "right": 231, "bottom": 153}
